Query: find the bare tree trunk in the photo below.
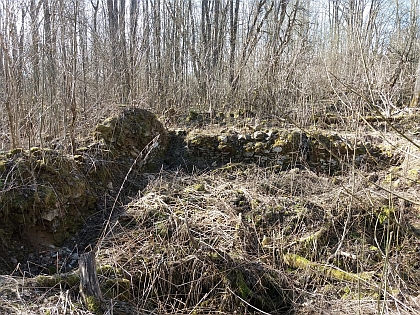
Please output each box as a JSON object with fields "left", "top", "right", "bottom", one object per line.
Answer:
{"left": 79, "top": 252, "right": 104, "bottom": 312}
{"left": 91, "top": 0, "right": 100, "bottom": 103}
{"left": 409, "top": 1, "right": 420, "bottom": 108}
{"left": 0, "top": 7, "right": 21, "bottom": 148}
{"left": 410, "top": 53, "right": 420, "bottom": 108}
{"left": 130, "top": 0, "right": 139, "bottom": 100}
{"left": 30, "top": 0, "right": 41, "bottom": 109}
{"left": 187, "top": 0, "right": 203, "bottom": 95}
{"left": 119, "top": 0, "right": 130, "bottom": 103}
{"left": 79, "top": 7, "right": 88, "bottom": 115}
{"left": 231, "top": 0, "right": 274, "bottom": 90}
{"left": 265, "top": 0, "right": 298, "bottom": 99}
{"left": 152, "top": 0, "right": 163, "bottom": 97}
{"left": 70, "top": 0, "right": 78, "bottom": 153}
{"left": 43, "top": 0, "right": 58, "bottom": 138}
{"left": 107, "top": 0, "right": 119, "bottom": 102}
{"left": 142, "top": 0, "right": 151, "bottom": 91}
{"left": 229, "top": 0, "right": 240, "bottom": 88}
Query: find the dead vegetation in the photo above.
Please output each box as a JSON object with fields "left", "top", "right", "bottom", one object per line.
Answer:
{"left": 0, "top": 109, "right": 419, "bottom": 314}
{"left": 96, "top": 162, "right": 419, "bottom": 315}
{"left": 1, "top": 154, "right": 418, "bottom": 314}
{"left": 0, "top": 1, "right": 419, "bottom": 313}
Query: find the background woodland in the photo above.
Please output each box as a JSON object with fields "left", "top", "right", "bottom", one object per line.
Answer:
{"left": 0, "top": 0, "right": 419, "bottom": 150}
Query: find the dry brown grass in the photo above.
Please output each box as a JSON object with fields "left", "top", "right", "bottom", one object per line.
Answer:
{"left": 91, "top": 160, "right": 419, "bottom": 314}
{"left": 1, "top": 111, "right": 420, "bottom": 314}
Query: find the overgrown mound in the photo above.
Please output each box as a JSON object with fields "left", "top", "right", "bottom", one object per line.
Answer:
{"left": 0, "top": 108, "right": 167, "bottom": 273}
{"left": 92, "top": 107, "right": 168, "bottom": 163}
{"left": 0, "top": 148, "right": 97, "bottom": 267}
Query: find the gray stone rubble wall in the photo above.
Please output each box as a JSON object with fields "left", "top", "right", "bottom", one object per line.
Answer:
{"left": 186, "top": 129, "right": 387, "bottom": 173}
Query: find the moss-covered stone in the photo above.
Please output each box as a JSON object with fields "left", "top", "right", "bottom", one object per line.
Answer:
{"left": 35, "top": 273, "right": 80, "bottom": 288}
{"left": 283, "top": 253, "right": 373, "bottom": 282}
{"left": 377, "top": 206, "right": 395, "bottom": 225}
{"left": 0, "top": 160, "right": 5, "bottom": 172}
{"left": 102, "top": 278, "right": 131, "bottom": 301}
{"left": 85, "top": 295, "right": 102, "bottom": 314}
{"left": 97, "top": 264, "right": 125, "bottom": 278}
{"left": 235, "top": 270, "right": 252, "bottom": 299}
{"left": 94, "top": 108, "right": 167, "bottom": 151}
{"left": 0, "top": 108, "right": 168, "bottom": 273}
{"left": 186, "top": 128, "right": 389, "bottom": 173}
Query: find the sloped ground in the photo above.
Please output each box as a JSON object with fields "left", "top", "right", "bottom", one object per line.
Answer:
{"left": 0, "top": 161, "right": 418, "bottom": 314}
{"left": 0, "top": 111, "right": 419, "bottom": 314}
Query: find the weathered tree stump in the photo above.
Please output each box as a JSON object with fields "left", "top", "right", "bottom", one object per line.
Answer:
{"left": 79, "top": 251, "right": 103, "bottom": 313}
